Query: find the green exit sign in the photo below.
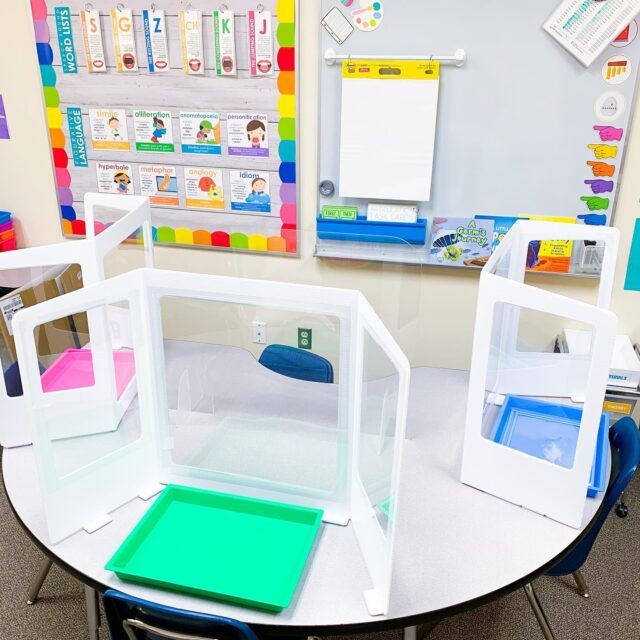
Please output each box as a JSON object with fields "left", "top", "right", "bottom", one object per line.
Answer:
{"left": 298, "top": 328, "right": 312, "bottom": 350}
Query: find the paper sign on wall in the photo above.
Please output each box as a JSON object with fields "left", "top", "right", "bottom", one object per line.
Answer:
{"left": 184, "top": 167, "right": 225, "bottom": 210}
{"left": 111, "top": 7, "right": 138, "bottom": 72}
{"left": 227, "top": 113, "right": 269, "bottom": 157}
{"left": 339, "top": 60, "right": 440, "bottom": 202}
{"left": 142, "top": 8, "right": 170, "bottom": 73}
{"left": 214, "top": 9, "right": 237, "bottom": 76}
{"left": 79, "top": 9, "right": 106, "bottom": 72}
{"left": 248, "top": 9, "right": 274, "bottom": 76}
{"left": 134, "top": 108, "right": 174, "bottom": 153}
{"left": 543, "top": 0, "right": 640, "bottom": 67}
{"left": 180, "top": 112, "right": 221, "bottom": 155}
{"left": 66, "top": 107, "right": 88, "bottom": 167}
{"left": 96, "top": 161, "right": 134, "bottom": 195}
{"left": 89, "top": 108, "right": 130, "bottom": 151}
{"left": 230, "top": 170, "right": 271, "bottom": 213}
{"left": 624, "top": 218, "right": 640, "bottom": 291}
{"left": 179, "top": 9, "right": 204, "bottom": 75}
{"left": 54, "top": 6, "right": 78, "bottom": 74}
{"left": 138, "top": 165, "right": 179, "bottom": 207}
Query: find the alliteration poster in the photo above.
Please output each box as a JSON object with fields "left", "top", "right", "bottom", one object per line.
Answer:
{"left": 180, "top": 112, "right": 221, "bottom": 155}
{"left": 89, "top": 108, "right": 129, "bottom": 150}
{"left": 133, "top": 109, "right": 174, "bottom": 152}
{"left": 96, "top": 161, "right": 133, "bottom": 194}
{"left": 184, "top": 167, "right": 225, "bottom": 210}
{"left": 227, "top": 113, "right": 269, "bottom": 157}
{"left": 230, "top": 170, "right": 271, "bottom": 213}
{"left": 138, "top": 165, "right": 179, "bottom": 207}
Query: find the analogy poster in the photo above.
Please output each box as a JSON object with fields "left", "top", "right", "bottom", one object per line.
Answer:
{"left": 179, "top": 112, "right": 221, "bottom": 155}
{"left": 230, "top": 170, "right": 271, "bottom": 213}
{"left": 184, "top": 167, "right": 224, "bottom": 210}
{"left": 227, "top": 113, "right": 269, "bottom": 157}
{"left": 133, "top": 109, "right": 174, "bottom": 153}
{"left": 138, "top": 165, "right": 179, "bottom": 207}
{"left": 89, "top": 108, "right": 129, "bottom": 150}
{"left": 428, "top": 217, "right": 493, "bottom": 268}
{"left": 96, "top": 161, "right": 134, "bottom": 195}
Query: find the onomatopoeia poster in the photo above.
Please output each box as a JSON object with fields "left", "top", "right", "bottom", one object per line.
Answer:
{"left": 179, "top": 112, "right": 221, "bottom": 155}
{"left": 184, "top": 167, "right": 225, "bottom": 210}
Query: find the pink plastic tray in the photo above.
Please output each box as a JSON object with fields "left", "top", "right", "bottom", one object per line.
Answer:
{"left": 40, "top": 349, "right": 135, "bottom": 397}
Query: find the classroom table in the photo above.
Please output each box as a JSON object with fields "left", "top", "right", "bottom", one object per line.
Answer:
{"left": 1, "top": 342, "right": 606, "bottom": 637}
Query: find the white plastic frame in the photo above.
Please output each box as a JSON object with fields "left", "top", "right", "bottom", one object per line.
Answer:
{"left": 461, "top": 221, "right": 619, "bottom": 528}
{"left": 0, "top": 194, "right": 154, "bottom": 448}
{"left": 13, "top": 268, "right": 410, "bottom": 616}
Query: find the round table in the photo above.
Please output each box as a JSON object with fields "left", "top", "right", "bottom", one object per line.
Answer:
{"left": 2, "top": 366, "right": 605, "bottom": 636}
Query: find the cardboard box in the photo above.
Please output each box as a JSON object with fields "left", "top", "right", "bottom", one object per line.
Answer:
{"left": 0, "top": 279, "right": 76, "bottom": 364}
{"left": 58, "top": 263, "right": 90, "bottom": 340}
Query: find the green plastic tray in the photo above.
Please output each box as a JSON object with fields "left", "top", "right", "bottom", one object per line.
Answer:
{"left": 106, "top": 485, "right": 323, "bottom": 612}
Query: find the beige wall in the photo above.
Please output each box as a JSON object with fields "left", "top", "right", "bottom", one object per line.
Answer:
{"left": 1, "top": 1, "right": 639, "bottom": 370}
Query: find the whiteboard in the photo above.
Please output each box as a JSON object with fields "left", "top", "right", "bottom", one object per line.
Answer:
{"left": 316, "top": 0, "right": 640, "bottom": 267}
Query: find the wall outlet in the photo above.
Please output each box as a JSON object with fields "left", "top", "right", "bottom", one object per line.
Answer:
{"left": 298, "top": 328, "right": 312, "bottom": 350}
{"left": 252, "top": 321, "right": 267, "bottom": 345}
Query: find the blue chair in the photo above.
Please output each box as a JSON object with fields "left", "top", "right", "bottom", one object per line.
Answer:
{"left": 258, "top": 344, "right": 334, "bottom": 384}
{"left": 103, "top": 590, "right": 260, "bottom": 640}
{"left": 523, "top": 417, "right": 640, "bottom": 640}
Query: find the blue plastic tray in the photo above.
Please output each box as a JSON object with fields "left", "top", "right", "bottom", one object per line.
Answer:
{"left": 490, "top": 396, "right": 609, "bottom": 497}
{"left": 316, "top": 216, "right": 428, "bottom": 245}
{"left": 0, "top": 211, "right": 11, "bottom": 225}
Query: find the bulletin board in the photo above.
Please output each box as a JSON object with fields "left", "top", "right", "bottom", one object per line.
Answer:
{"left": 30, "top": 0, "right": 299, "bottom": 256}
{"left": 316, "top": 0, "right": 640, "bottom": 272}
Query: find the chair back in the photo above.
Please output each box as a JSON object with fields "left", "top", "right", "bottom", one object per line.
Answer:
{"left": 103, "top": 590, "right": 260, "bottom": 640}
{"left": 258, "top": 344, "right": 334, "bottom": 383}
{"left": 547, "top": 417, "right": 640, "bottom": 576}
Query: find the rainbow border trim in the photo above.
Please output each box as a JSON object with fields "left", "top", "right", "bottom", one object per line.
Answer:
{"left": 31, "top": 0, "right": 298, "bottom": 254}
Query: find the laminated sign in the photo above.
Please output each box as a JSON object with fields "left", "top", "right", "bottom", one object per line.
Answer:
{"left": 111, "top": 6, "right": 138, "bottom": 72}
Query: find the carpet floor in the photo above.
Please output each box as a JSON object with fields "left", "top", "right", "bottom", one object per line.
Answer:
{"left": 1, "top": 454, "right": 638, "bottom": 640}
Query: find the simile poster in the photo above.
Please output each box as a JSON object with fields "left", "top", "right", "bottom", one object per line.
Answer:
{"left": 31, "top": 0, "right": 299, "bottom": 256}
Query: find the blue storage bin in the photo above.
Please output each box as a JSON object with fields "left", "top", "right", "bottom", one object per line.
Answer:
{"left": 490, "top": 395, "right": 609, "bottom": 497}
{"left": 316, "top": 216, "right": 427, "bottom": 245}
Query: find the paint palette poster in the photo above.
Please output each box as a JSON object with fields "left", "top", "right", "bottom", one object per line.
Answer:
{"left": 230, "top": 170, "right": 271, "bottom": 213}
{"left": 96, "top": 161, "right": 134, "bottom": 195}
{"left": 227, "top": 113, "right": 269, "bottom": 157}
{"left": 428, "top": 217, "right": 493, "bottom": 267}
{"left": 184, "top": 167, "right": 225, "bottom": 210}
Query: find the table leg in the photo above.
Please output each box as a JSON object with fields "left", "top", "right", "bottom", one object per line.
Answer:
{"left": 26, "top": 558, "right": 53, "bottom": 605}
{"left": 404, "top": 622, "right": 440, "bottom": 640}
{"left": 84, "top": 586, "right": 101, "bottom": 640}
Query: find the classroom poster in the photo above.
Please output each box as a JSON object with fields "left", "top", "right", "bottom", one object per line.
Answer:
{"left": 179, "top": 112, "right": 221, "bottom": 155}
{"left": 79, "top": 8, "right": 106, "bottom": 72}
{"left": 528, "top": 216, "right": 576, "bottom": 273}
{"left": 110, "top": 7, "right": 139, "bottom": 72}
{"left": 142, "top": 8, "right": 170, "bottom": 73}
{"left": 138, "top": 165, "right": 179, "bottom": 207}
{"left": 227, "top": 113, "right": 269, "bottom": 157}
{"left": 179, "top": 9, "right": 204, "bottom": 75}
{"left": 184, "top": 167, "right": 225, "bottom": 210}
{"left": 428, "top": 217, "right": 493, "bottom": 268}
{"left": 89, "top": 108, "right": 129, "bottom": 150}
{"left": 213, "top": 9, "right": 238, "bottom": 76}
{"left": 96, "top": 161, "right": 134, "bottom": 195}
{"left": 133, "top": 109, "right": 175, "bottom": 153}
{"left": 230, "top": 170, "right": 271, "bottom": 213}
{"left": 248, "top": 10, "right": 275, "bottom": 76}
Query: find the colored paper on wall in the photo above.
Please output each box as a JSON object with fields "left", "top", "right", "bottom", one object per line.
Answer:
{"left": 624, "top": 218, "right": 640, "bottom": 291}
{"left": 0, "top": 95, "right": 9, "bottom": 140}
{"left": 66, "top": 106, "right": 88, "bottom": 166}
{"left": 54, "top": 6, "right": 77, "bottom": 73}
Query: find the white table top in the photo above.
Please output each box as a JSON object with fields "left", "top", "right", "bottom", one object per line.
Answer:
{"left": 2, "top": 360, "right": 604, "bottom": 634}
